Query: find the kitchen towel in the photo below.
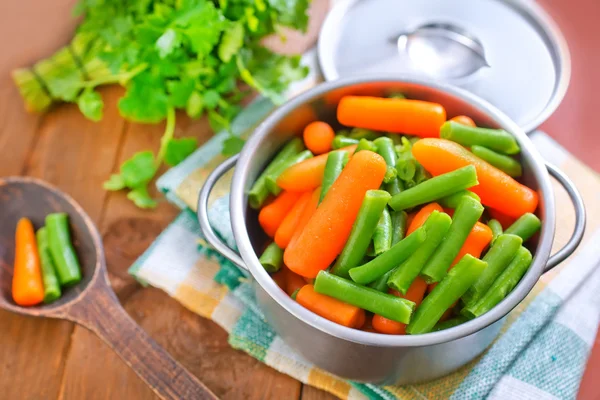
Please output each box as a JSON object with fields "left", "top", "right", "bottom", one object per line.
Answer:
{"left": 129, "top": 65, "right": 600, "bottom": 400}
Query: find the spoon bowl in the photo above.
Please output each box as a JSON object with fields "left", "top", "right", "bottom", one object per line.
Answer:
{"left": 0, "top": 176, "right": 216, "bottom": 400}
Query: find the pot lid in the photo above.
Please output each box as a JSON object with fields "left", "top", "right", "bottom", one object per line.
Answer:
{"left": 318, "top": 0, "right": 571, "bottom": 132}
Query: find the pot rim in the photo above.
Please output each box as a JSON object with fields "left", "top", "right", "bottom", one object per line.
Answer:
{"left": 230, "top": 75, "right": 555, "bottom": 347}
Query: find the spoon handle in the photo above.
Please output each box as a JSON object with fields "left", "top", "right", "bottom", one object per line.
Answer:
{"left": 68, "top": 283, "right": 218, "bottom": 400}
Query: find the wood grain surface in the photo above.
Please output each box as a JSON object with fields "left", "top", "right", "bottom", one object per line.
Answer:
{"left": 0, "top": 0, "right": 598, "bottom": 399}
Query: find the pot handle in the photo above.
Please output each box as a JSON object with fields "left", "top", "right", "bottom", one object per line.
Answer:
{"left": 197, "top": 155, "right": 248, "bottom": 272}
{"left": 544, "top": 162, "right": 586, "bottom": 272}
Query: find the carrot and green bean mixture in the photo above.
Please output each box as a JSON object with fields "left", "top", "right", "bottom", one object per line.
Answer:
{"left": 248, "top": 93, "right": 540, "bottom": 334}
{"left": 12, "top": 213, "right": 82, "bottom": 306}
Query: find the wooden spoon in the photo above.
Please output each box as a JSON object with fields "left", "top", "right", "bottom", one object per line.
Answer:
{"left": 0, "top": 177, "right": 217, "bottom": 400}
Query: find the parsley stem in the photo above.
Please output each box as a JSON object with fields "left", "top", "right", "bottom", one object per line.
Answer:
{"left": 81, "top": 63, "right": 148, "bottom": 88}
{"left": 157, "top": 107, "right": 176, "bottom": 165}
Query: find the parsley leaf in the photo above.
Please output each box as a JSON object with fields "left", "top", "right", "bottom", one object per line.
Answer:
{"left": 164, "top": 137, "right": 198, "bottom": 166}
{"left": 222, "top": 135, "right": 245, "bottom": 156}
{"left": 77, "top": 88, "right": 103, "bottom": 121}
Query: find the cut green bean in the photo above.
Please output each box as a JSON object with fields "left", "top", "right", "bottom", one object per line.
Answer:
{"left": 265, "top": 150, "right": 313, "bottom": 195}
{"left": 385, "top": 179, "right": 404, "bottom": 197}
{"left": 291, "top": 288, "right": 301, "bottom": 300}
{"left": 46, "top": 213, "right": 82, "bottom": 287}
{"left": 373, "top": 208, "right": 392, "bottom": 255}
{"left": 437, "top": 190, "right": 481, "bottom": 209}
{"left": 471, "top": 145, "right": 523, "bottom": 177}
{"left": 383, "top": 166, "right": 398, "bottom": 184}
{"left": 387, "top": 92, "right": 406, "bottom": 99}
{"left": 369, "top": 269, "right": 395, "bottom": 292}
{"left": 462, "top": 247, "right": 532, "bottom": 319}
{"left": 248, "top": 138, "right": 304, "bottom": 209}
{"left": 349, "top": 128, "right": 379, "bottom": 141}
{"left": 432, "top": 316, "right": 469, "bottom": 332}
{"left": 487, "top": 219, "right": 503, "bottom": 244}
{"left": 386, "top": 134, "right": 403, "bottom": 146}
{"left": 388, "top": 211, "right": 452, "bottom": 294}
{"left": 461, "top": 234, "right": 523, "bottom": 306}
{"left": 332, "top": 135, "right": 359, "bottom": 149}
{"left": 348, "top": 227, "right": 427, "bottom": 285}
{"left": 374, "top": 137, "right": 398, "bottom": 167}
{"left": 314, "top": 271, "right": 415, "bottom": 323}
{"left": 389, "top": 165, "right": 478, "bottom": 211}
{"left": 36, "top": 227, "right": 62, "bottom": 303}
{"left": 355, "top": 138, "right": 378, "bottom": 153}
{"left": 505, "top": 213, "right": 542, "bottom": 242}
{"left": 331, "top": 190, "right": 391, "bottom": 278}
{"left": 420, "top": 196, "right": 484, "bottom": 283}
{"left": 407, "top": 255, "right": 487, "bottom": 334}
{"left": 259, "top": 242, "right": 284, "bottom": 273}
{"left": 319, "top": 150, "right": 349, "bottom": 203}
{"left": 390, "top": 210, "right": 408, "bottom": 246}
{"left": 440, "top": 121, "right": 520, "bottom": 155}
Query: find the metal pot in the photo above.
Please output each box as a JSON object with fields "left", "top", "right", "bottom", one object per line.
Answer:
{"left": 197, "top": 76, "right": 585, "bottom": 385}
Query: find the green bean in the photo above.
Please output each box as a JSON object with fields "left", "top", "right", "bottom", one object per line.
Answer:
{"left": 437, "top": 190, "right": 481, "bottom": 209}
{"left": 505, "top": 213, "right": 542, "bottom": 242}
{"left": 432, "top": 316, "right": 469, "bottom": 332}
{"left": 386, "top": 134, "right": 403, "bottom": 146}
{"left": 349, "top": 128, "right": 379, "bottom": 141}
{"left": 319, "top": 150, "right": 349, "bottom": 203}
{"left": 331, "top": 190, "right": 391, "bottom": 278}
{"left": 369, "top": 269, "right": 395, "bottom": 292}
{"left": 259, "top": 242, "right": 284, "bottom": 273}
{"left": 348, "top": 227, "right": 427, "bottom": 285}
{"left": 396, "top": 159, "right": 417, "bottom": 182}
{"left": 387, "top": 92, "right": 406, "bottom": 99}
{"left": 314, "top": 271, "right": 415, "bottom": 323}
{"left": 354, "top": 138, "right": 378, "bottom": 153}
{"left": 471, "top": 145, "right": 523, "bottom": 177}
{"left": 461, "top": 234, "right": 523, "bottom": 306}
{"left": 291, "top": 288, "right": 301, "bottom": 300}
{"left": 265, "top": 150, "right": 313, "bottom": 195}
{"left": 248, "top": 138, "right": 304, "bottom": 209}
{"left": 332, "top": 135, "right": 359, "bottom": 149}
{"left": 420, "top": 196, "right": 484, "bottom": 283}
{"left": 388, "top": 211, "right": 452, "bottom": 294}
{"left": 374, "top": 137, "right": 397, "bottom": 166}
{"left": 373, "top": 208, "right": 392, "bottom": 255}
{"left": 390, "top": 210, "right": 408, "bottom": 246}
{"left": 46, "top": 213, "right": 82, "bottom": 287}
{"left": 462, "top": 247, "right": 532, "bottom": 319}
{"left": 440, "top": 121, "right": 520, "bottom": 155}
{"left": 389, "top": 165, "right": 478, "bottom": 211}
{"left": 487, "top": 219, "right": 503, "bottom": 244}
{"left": 385, "top": 179, "right": 404, "bottom": 196}
{"left": 36, "top": 227, "right": 62, "bottom": 303}
{"left": 383, "top": 166, "right": 398, "bottom": 184}
{"left": 407, "top": 255, "right": 487, "bottom": 334}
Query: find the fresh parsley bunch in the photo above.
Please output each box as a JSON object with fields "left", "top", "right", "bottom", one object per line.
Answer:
{"left": 13, "top": 0, "right": 309, "bottom": 208}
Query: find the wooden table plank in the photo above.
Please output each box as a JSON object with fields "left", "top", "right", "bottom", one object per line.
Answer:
{"left": 301, "top": 385, "right": 339, "bottom": 400}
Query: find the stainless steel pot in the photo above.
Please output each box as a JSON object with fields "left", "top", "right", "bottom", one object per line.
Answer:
{"left": 197, "top": 77, "right": 586, "bottom": 385}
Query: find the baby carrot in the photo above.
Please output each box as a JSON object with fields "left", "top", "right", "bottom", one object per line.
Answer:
{"left": 450, "top": 222, "right": 493, "bottom": 266}
{"left": 412, "top": 138, "right": 538, "bottom": 218}
{"left": 337, "top": 96, "right": 446, "bottom": 138}
{"left": 303, "top": 121, "right": 335, "bottom": 155}
{"left": 296, "top": 285, "right": 365, "bottom": 328}
{"left": 275, "top": 191, "right": 311, "bottom": 248}
{"left": 287, "top": 187, "right": 321, "bottom": 250}
{"left": 372, "top": 277, "right": 428, "bottom": 334}
{"left": 258, "top": 191, "right": 302, "bottom": 237}
{"left": 488, "top": 208, "right": 516, "bottom": 230}
{"left": 277, "top": 145, "right": 357, "bottom": 192}
{"left": 450, "top": 115, "right": 476, "bottom": 127}
{"left": 440, "top": 121, "right": 520, "bottom": 155}
{"left": 284, "top": 151, "right": 387, "bottom": 278}
{"left": 265, "top": 150, "right": 313, "bottom": 195}
{"left": 12, "top": 218, "right": 45, "bottom": 306}
{"left": 406, "top": 203, "right": 443, "bottom": 236}
{"left": 272, "top": 270, "right": 286, "bottom": 290}
{"left": 284, "top": 267, "right": 307, "bottom": 296}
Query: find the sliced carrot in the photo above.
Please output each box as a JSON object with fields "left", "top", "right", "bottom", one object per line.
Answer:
{"left": 258, "top": 191, "right": 301, "bottom": 237}
{"left": 488, "top": 208, "right": 517, "bottom": 230}
{"left": 284, "top": 151, "right": 387, "bottom": 278}
{"left": 274, "top": 191, "right": 311, "bottom": 248}
{"left": 277, "top": 145, "right": 357, "bottom": 192}
{"left": 284, "top": 267, "right": 307, "bottom": 296}
{"left": 406, "top": 203, "right": 443, "bottom": 236}
{"left": 372, "top": 277, "right": 428, "bottom": 334}
{"left": 337, "top": 96, "right": 446, "bottom": 138}
{"left": 412, "top": 138, "right": 538, "bottom": 218}
{"left": 303, "top": 121, "right": 335, "bottom": 155}
{"left": 12, "top": 218, "right": 44, "bottom": 306}
{"left": 287, "top": 187, "right": 321, "bottom": 250}
{"left": 450, "top": 115, "right": 476, "bottom": 127}
{"left": 296, "top": 285, "right": 365, "bottom": 328}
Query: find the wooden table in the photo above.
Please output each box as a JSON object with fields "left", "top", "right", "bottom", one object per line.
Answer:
{"left": 1, "top": 0, "right": 599, "bottom": 399}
